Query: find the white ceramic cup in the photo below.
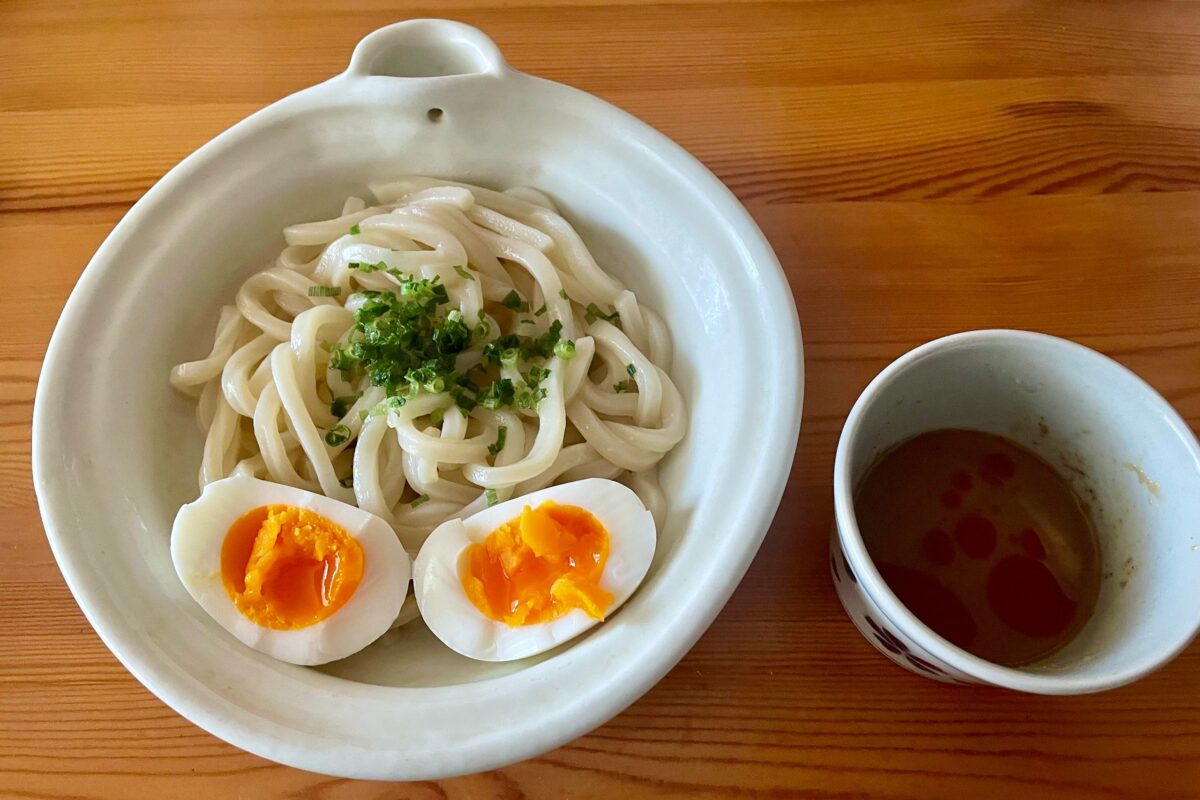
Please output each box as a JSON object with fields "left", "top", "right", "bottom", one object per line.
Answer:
{"left": 831, "top": 330, "right": 1200, "bottom": 693}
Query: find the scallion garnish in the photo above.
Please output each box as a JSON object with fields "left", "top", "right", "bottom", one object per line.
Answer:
{"left": 534, "top": 303, "right": 547, "bottom": 316}
{"left": 485, "top": 488, "right": 499, "bottom": 506}
{"left": 453, "top": 265, "right": 475, "bottom": 281}
{"left": 478, "top": 379, "right": 516, "bottom": 409}
{"left": 554, "top": 339, "right": 576, "bottom": 359}
{"left": 324, "top": 424, "right": 351, "bottom": 446}
{"left": 330, "top": 394, "right": 360, "bottom": 418}
{"left": 349, "top": 224, "right": 361, "bottom": 235}
{"left": 613, "top": 379, "right": 633, "bottom": 393}
{"left": 515, "top": 385, "right": 547, "bottom": 409}
{"left": 325, "top": 275, "right": 570, "bottom": 414}
{"left": 430, "top": 407, "right": 445, "bottom": 426}
{"left": 308, "top": 285, "right": 341, "bottom": 297}
{"left": 626, "top": 363, "right": 637, "bottom": 377}
{"left": 558, "top": 288, "right": 571, "bottom": 301}
{"left": 488, "top": 425, "right": 508, "bottom": 456}
{"left": 585, "top": 302, "right": 620, "bottom": 325}
{"left": 501, "top": 290, "right": 530, "bottom": 313}
{"left": 411, "top": 494, "right": 431, "bottom": 508}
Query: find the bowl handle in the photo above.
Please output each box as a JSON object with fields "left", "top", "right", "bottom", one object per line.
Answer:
{"left": 344, "top": 19, "right": 508, "bottom": 78}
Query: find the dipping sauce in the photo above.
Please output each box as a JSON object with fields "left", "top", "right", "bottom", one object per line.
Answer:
{"left": 855, "top": 429, "right": 1101, "bottom": 666}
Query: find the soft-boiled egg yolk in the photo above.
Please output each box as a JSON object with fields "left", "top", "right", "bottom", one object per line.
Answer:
{"left": 461, "top": 501, "right": 614, "bottom": 626}
{"left": 220, "top": 505, "right": 364, "bottom": 630}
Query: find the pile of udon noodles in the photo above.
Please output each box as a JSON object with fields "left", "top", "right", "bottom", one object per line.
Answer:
{"left": 170, "top": 177, "right": 687, "bottom": 551}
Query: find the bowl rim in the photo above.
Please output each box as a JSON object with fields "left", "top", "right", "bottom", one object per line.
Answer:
{"left": 832, "top": 328, "right": 1200, "bottom": 694}
{"left": 31, "top": 20, "right": 804, "bottom": 778}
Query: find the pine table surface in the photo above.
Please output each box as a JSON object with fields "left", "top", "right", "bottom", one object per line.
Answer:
{"left": 3, "top": 1, "right": 1200, "bottom": 797}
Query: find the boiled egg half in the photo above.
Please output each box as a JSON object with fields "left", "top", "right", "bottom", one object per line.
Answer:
{"left": 171, "top": 475, "right": 410, "bottom": 665}
{"left": 413, "top": 478, "right": 655, "bottom": 662}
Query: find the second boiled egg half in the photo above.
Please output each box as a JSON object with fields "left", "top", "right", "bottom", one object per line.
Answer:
{"left": 413, "top": 478, "right": 656, "bottom": 662}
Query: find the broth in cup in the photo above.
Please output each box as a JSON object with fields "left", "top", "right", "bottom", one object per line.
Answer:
{"left": 855, "top": 429, "right": 1102, "bottom": 667}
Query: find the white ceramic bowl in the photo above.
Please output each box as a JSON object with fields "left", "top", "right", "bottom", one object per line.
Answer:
{"left": 32, "top": 20, "right": 802, "bottom": 778}
{"left": 832, "top": 330, "right": 1200, "bottom": 693}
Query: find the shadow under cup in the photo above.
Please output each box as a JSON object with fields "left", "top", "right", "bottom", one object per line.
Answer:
{"left": 834, "top": 330, "right": 1200, "bottom": 693}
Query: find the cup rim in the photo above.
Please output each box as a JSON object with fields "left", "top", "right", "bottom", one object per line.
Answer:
{"left": 833, "top": 328, "right": 1200, "bottom": 693}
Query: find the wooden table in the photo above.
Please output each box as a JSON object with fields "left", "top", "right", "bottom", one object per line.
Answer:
{"left": 5, "top": 1, "right": 1200, "bottom": 797}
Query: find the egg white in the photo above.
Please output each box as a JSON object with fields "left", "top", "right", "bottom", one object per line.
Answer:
{"left": 413, "top": 478, "right": 656, "bottom": 662}
{"left": 171, "top": 475, "right": 411, "bottom": 666}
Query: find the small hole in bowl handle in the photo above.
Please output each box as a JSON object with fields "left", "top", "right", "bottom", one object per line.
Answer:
{"left": 345, "top": 19, "right": 507, "bottom": 78}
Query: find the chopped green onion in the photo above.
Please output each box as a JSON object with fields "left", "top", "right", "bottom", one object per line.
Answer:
{"left": 520, "top": 318, "right": 535, "bottom": 325}
{"left": 453, "top": 264, "right": 475, "bottom": 281}
{"left": 349, "top": 224, "right": 361, "bottom": 235}
{"left": 430, "top": 407, "right": 445, "bottom": 426}
{"left": 554, "top": 339, "right": 576, "bottom": 360}
{"left": 329, "top": 348, "right": 357, "bottom": 378}
{"left": 585, "top": 302, "right": 620, "bottom": 325}
{"left": 362, "top": 396, "right": 402, "bottom": 420}
{"left": 534, "top": 303, "right": 547, "bottom": 316}
{"left": 452, "top": 389, "right": 478, "bottom": 412}
{"left": 410, "top": 494, "right": 431, "bottom": 508}
{"left": 485, "top": 488, "right": 499, "bottom": 506}
{"left": 308, "top": 285, "right": 341, "bottom": 297}
{"left": 478, "top": 378, "right": 516, "bottom": 409}
{"left": 323, "top": 275, "right": 577, "bottom": 414}
{"left": 499, "top": 319, "right": 563, "bottom": 362}
{"left": 558, "top": 288, "right": 571, "bottom": 301}
{"left": 515, "top": 385, "right": 548, "bottom": 409}
{"left": 612, "top": 379, "right": 633, "bottom": 393}
{"left": 330, "top": 394, "right": 360, "bottom": 418}
{"left": 488, "top": 425, "right": 508, "bottom": 456}
{"left": 349, "top": 260, "right": 389, "bottom": 273}
{"left": 626, "top": 363, "right": 637, "bottom": 377}
{"left": 324, "top": 424, "right": 351, "bottom": 446}
{"left": 502, "top": 290, "right": 530, "bottom": 313}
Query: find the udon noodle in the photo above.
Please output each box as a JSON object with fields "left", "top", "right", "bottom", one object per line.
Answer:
{"left": 170, "top": 177, "right": 686, "bottom": 550}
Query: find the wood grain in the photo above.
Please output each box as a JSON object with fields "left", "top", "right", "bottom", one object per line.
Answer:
{"left": 4, "top": 1, "right": 1200, "bottom": 797}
